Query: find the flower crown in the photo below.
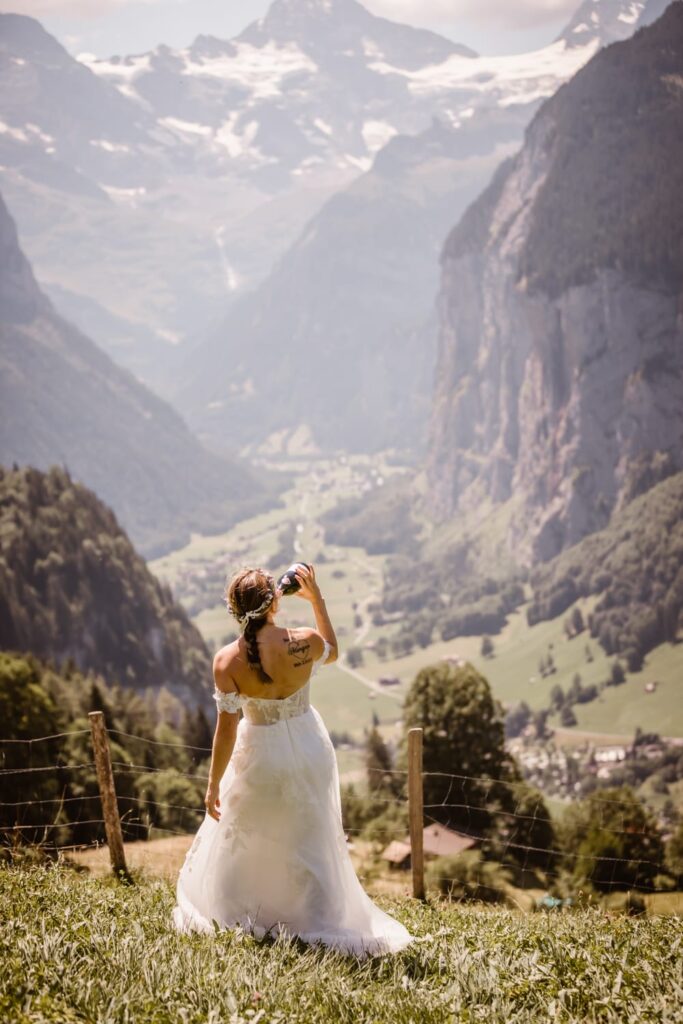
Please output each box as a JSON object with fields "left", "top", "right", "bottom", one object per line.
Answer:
{"left": 230, "top": 571, "right": 277, "bottom": 630}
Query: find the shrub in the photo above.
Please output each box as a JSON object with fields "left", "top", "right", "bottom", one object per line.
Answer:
{"left": 427, "top": 851, "right": 513, "bottom": 903}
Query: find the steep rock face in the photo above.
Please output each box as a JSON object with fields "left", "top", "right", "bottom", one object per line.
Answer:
{"left": 427, "top": 3, "right": 683, "bottom": 563}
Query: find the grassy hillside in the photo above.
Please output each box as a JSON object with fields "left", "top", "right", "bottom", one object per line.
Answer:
{"left": 361, "top": 599, "right": 683, "bottom": 739}
{"left": 528, "top": 472, "right": 683, "bottom": 672}
{"left": 2, "top": 866, "right": 681, "bottom": 1023}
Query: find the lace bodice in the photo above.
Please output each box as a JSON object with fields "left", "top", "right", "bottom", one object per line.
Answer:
{"left": 213, "top": 638, "right": 333, "bottom": 725}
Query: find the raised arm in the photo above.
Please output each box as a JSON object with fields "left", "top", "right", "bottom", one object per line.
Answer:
{"left": 205, "top": 649, "right": 240, "bottom": 821}
{"left": 293, "top": 563, "right": 338, "bottom": 664}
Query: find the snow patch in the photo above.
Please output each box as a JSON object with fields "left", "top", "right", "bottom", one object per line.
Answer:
{"left": 25, "top": 123, "right": 54, "bottom": 145}
{"left": 362, "top": 37, "right": 384, "bottom": 60}
{"left": 159, "top": 117, "right": 212, "bottom": 137}
{"left": 101, "top": 184, "right": 146, "bottom": 201}
{"left": 618, "top": 2, "right": 643, "bottom": 24}
{"left": 180, "top": 41, "right": 317, "bottom": 102}
{"left": 572, "top": 22, "right": 590, "bottom": 33}
{"left": 345, "top": 154, "right": 372, "bottom": 172}
{"left": 0, "top": 121, "right": 28, "bottom": 142}
{"left": 214, "top": 116, "right": 262, "bottom": 160}
{"left": 90, "top": 138, "right": 131, "bottom": 152}
{"left": 115, "top": 83, "right": 140, "bottom": 101}
{"left": 79, "top": 52, "right": 151, "bottom": 80}
{"left": 361, "top": 120, "right": 397, "bottom": 153}
{"left": 155, "top": 327, "right": 182, "bottom": 345}
{"left": 370, "top": 39, "right": 600, "bottom": 109}
{"left": 214, "top": 226, "right": 242, "bottom": 292}
{"left": 314, "top": 118, "right": 333, "bottom": 136}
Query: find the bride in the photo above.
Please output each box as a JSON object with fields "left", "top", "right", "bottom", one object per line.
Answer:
{"left": 172, "top": 563, "right": 413, "bottom": 956}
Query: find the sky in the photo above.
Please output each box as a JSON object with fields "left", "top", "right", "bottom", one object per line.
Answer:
{"left": 0, "top": 0, "right": 581, "bottom": 57}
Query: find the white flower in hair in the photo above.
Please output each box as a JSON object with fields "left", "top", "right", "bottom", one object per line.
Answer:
{"left": 235, "top": 588, "right": 274, "bottom": 627}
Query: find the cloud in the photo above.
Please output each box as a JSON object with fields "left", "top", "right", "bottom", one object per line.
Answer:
{"left": 364, "top": 0, "right": 577, "bottom": 30}
{"left": 3, "top": 0, "right": 169, "bottom": 17}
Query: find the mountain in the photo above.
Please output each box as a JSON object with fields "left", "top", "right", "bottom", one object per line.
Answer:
{"left": 0, "top": 465, "right": 212, "bottom": 706}
{"left": 557, "top": 0, "right": 647, "bottom": 46}
{"left": 0, "top": 2, "right": 474, "bottom": 390}
{"left": 175, "top": 104, "right": 532, "bottom": 454}
{"left": 0, "top": 0, "right": 655, "bottom": 413}
{"left": 426, "top": 2, "right": 683, "bottom": 563}
{"left": 80, "top": 0, "right": 473, "bottom": 187}
{"left": 174, "top": 0, "right": 654, "bottom": 454}
{"left": 0, "top": 191, "right": 272, "bottom": 556}
{"left": 637, "top": 0, "right": 676, "bottom": 24}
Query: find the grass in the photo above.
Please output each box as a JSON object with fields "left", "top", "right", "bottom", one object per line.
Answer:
{"left": 364, "top": 601, "right": 683, "bottom": 739}
{"left": 2, "top": 865, "right": 682, "bottom": 1023}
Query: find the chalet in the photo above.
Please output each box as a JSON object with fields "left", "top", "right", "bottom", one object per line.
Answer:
{"left": 382, "top": 823, "right": 478, "bottom": 869}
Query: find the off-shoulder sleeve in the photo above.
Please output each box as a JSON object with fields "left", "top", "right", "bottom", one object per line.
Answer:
{"left": 310, "top": 638, "right": 333, "bottom": 678}
{"left": 213, "top": 687, "right": 243, "bottom": 714}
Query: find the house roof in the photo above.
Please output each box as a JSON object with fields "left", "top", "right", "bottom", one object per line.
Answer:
{"left": 382, "top": 840, "right": 412, "bottom": 865}
{"left": 381, "top": 824, "right": 477, "bottom": 863}
{"left": 423, "top": 823, "right": 477, "bottom": 857}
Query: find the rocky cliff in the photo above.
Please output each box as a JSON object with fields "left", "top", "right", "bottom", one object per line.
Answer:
{"left": 427, "top": 3, "right": 683, "bottom": 563}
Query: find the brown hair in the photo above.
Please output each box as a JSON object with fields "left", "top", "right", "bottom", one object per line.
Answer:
{"left": 225, "top": 567, "right": 276, "bottom": 684}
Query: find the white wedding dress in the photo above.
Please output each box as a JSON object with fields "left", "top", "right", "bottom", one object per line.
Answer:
{"left": 172, "top": 640, "right": 413, "bottom": 956}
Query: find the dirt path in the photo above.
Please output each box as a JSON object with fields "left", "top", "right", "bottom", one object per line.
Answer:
{"left": 335, "top": 659, "right": 403, "bottom": 702}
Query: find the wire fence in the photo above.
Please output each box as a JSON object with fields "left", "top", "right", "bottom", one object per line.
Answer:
{"left": 1, "top": 725, "right": 677, "bottom": 903}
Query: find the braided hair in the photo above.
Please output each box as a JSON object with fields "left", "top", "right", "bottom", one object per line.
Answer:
{"left": 225, "top": 567, "right": 276, "bottom": 684}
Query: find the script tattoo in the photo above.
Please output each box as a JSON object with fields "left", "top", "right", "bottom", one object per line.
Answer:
{"left": 286, "top": 637, "right": 312, "bottom": 667}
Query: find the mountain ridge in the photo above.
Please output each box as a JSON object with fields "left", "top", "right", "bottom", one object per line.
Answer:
{"left": 0, "top": 190, "right": 274, "bottom": 557}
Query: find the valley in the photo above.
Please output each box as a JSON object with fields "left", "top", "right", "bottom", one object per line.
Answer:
{"left": 150, "top": 451, "right": 683, "bottom": 793}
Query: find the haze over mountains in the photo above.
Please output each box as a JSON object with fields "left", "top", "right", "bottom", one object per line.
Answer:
{"left": 0, "top": 0, "right": 643, "bottom": 420}
{"left": 0, "top": 192, "right": 271, "bottom": 556}
{"left": 172, "top": 0, "right": 666, "bottom": 453}
{"left": 0, "top": 0, "right": 678, "bottom": 554}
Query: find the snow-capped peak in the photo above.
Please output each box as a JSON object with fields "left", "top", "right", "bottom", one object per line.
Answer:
{"left": 556, "top": 0, "right": 647, "bottom": 48}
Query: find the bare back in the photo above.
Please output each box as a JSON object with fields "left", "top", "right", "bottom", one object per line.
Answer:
{"left": 216, "top": 625, "right": 325, "bottom": 699}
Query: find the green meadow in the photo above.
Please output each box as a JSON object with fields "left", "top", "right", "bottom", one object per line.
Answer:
{"left": 2, "top": 865, "right": 682, "bottom": 1024}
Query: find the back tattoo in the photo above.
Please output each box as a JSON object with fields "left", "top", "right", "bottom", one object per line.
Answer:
{"left": 286, "top": 635, "right": 312, "bottom": 667}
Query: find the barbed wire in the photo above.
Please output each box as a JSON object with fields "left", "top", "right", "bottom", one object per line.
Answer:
{"left": 0, "top": 819, "right": 106, "bottom": 832}
{"left": 111, "top": 762, "right": 209, "bottom": 782}
{"left": 421, "top": 812, "right": 666, "bottom": 873}
{"left": 108, "top": 729, "right": 212, "bottom": 754}
{"left": 0, "top": 762, "right": 95, "bottom": 776}
{"left": 421, "top": 800, "right": 656, "bottom": 838}
{"left": 0, "top": 730, "right": 91, "bottom": 744}
{"left": 0, "top": 727, "right": 675, "bottom": 893}
{"left": 0, "top": 794, "right": 101, "bottom": 808}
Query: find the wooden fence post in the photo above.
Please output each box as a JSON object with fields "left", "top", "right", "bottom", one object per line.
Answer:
{"left": 88, "top": 711, "right": 130, "bottom": 881}
{"left": 408, "top": 726, "right": 425, "bottom": 900}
